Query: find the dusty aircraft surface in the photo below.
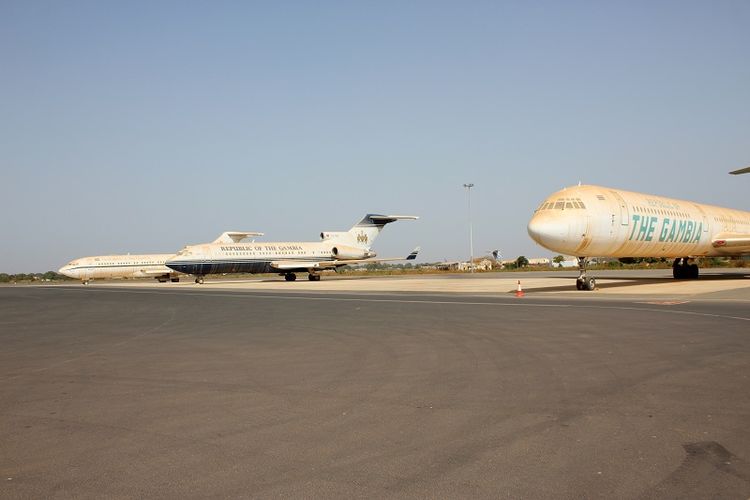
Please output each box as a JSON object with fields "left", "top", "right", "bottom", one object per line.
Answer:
{"left": 528, "top": 184, "right": 750, "bottom": 290}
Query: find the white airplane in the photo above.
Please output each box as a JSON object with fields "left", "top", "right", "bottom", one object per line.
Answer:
{"left": 58, "top": 254, "right": 181, "bottom": 284}
{"left": 59, "top": 231, "right": 263, "bottom": 284}
{"left": 527, "top": 183, "right": 750, "bottom": 290}
{"left": 165, "top": 214, "right": 419, "bottom": 283}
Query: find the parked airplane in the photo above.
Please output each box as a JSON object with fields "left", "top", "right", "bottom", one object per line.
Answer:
{"left": 58, "top": 254, "right": 181, "bottom": 284}
{"left": 165, "top": 214, "right": 419, "bottom": 283}
{"left": 527, "top": 185, "right": 750, "bottom": 290}
{"left": 59, "top": 231, "right": 263, "bottom": 284}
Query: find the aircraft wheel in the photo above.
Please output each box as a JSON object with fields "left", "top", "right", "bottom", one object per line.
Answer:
{"left": 171, "top": 278, "right": 180, "bottom": 283}
{"left": 576, "top": 279, "right": 584, "bottom": 290}
{"left": 285, "top": 273, "right": 297, "bottom": 282}
{"left": 308, "top": 274, "right": 320, "bottom": 281}
{"left": 584, "top": 277, "right": 596, "bottom": 291}
{"left": 195, "top": 276, "right": 204, "bottom": 284}
{"left": 689, "top": 264, "right": 699, "bottom": 279}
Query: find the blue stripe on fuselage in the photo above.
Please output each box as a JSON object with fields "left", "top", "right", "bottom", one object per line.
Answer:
{"left": 165, "top": 258, "right": 329, "bottom": 275}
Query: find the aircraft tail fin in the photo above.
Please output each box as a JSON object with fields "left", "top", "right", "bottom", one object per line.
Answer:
{"left": 320, "top": 214, "right": 418, "bottom": 249}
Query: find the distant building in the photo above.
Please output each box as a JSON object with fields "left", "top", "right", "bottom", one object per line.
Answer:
{"left": 527, "top": 258, "right": 551, "bottom": 266}
{"left": 434, "top": 259, "right": 494, "bottom": 271}
{"left": 500, "top": 257, "right": 552, "bottom": 267}
{"left": 474, "top": 259, "right": 494, "bottom": 271}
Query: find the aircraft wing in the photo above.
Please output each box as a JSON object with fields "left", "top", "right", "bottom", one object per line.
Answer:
{"left": 212, "top": 231, "right": 264, "bottom": 244}
{"left": 271, "top": 261, "right": 329, "bottom": 271}
{"left": 271, "top": 247, "right": 420, "bottom": 271}
{"left": 712, "top": 233, "right": 750, "bottom": 252}
{"left": 140, "top": 268, "right": 176, "bottom": 276}
{"left": 729, "top": 166, "right": 750, "bottom": 175}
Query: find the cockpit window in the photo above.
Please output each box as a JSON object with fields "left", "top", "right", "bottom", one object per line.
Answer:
{"left": 536, "top": 198, "right": 587, "bottom": 211}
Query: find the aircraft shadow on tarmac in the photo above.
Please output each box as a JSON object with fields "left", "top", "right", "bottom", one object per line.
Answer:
{"left": 524, "top": 272, "right": 749, "bottom": 293}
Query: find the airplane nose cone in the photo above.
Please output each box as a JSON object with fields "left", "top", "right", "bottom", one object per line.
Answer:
{"left": 527, "top": 214, "right": 569, "bottom": 252}
{"left": 58, "top": 266, "right": 74, "bottom": 278}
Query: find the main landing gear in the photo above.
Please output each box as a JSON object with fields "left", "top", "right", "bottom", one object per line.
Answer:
{"left": 194, "top": 276, "right": 205, "bottom": 284}
{"left": 673, "top": 257, "right": 699, "bottom": 279}
{"left": 308, "top": 273, "right": 321, "bottom": 281}
{"left": 284, "top": 273, "right": 297, "bottom": 282}
{"left": 575, "top": 257, "right": 596, "bottom": 291}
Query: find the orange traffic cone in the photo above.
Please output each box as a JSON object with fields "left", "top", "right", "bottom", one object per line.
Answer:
{"left": 515, "top": 280, "right": 525, "bottom": 297}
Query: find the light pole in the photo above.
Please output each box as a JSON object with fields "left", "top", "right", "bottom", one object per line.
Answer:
{"left": 463, "top": 183, "right": 474, "bottom": 272}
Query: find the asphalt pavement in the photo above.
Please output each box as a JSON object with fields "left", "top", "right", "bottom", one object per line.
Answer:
{"left": 1, "top": 286, "right": 749, "bottom": 498}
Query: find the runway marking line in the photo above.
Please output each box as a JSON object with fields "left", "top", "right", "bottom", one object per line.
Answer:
{"left": 38, "top": 286, "right": 750, "bottom": 322}
{"left": 636, "top": 300, "right": 691, "bottom": 306}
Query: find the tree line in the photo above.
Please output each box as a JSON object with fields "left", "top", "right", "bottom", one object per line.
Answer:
{"left": 0, "top": 272, "right": 71, "bottom": 283}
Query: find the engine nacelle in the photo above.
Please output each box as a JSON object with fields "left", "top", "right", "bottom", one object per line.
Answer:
{"left": 331, "top": 246, "right": 376, "bottom": 260}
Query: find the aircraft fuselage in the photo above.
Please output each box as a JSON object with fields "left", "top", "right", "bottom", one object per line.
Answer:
{"left": 165, "top": 241, "right": 368, "bottom": 276}
{"left": 59, "top": 254, "right": 180, "bottom": 282}
{"left": 528, "top": 185, "right": 750, "bottom": 258}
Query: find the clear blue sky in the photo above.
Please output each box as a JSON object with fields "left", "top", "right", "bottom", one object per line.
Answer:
{"left": 2, "top": 1, "right": 749, "bottom": 272}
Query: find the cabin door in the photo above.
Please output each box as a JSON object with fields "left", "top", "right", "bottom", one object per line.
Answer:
{"left": 610, "top": 191, "right": 630, "bottom": 226}
{"left": 695, "top": 204, "right": 710, "bottom": 234}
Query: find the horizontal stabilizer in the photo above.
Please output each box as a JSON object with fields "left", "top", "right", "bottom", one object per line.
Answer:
{"left": 212, "top": 231, "right": 264, "bottom": 244}
{"left": 358, "top": 214, "right": 419, "bottom": 226}
{"left": 405, "top": 246, "right": 420, "bottom": 260}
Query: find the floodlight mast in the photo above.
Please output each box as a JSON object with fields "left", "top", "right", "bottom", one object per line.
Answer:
{"left": 463, "top": 183, "right": 475, "bottom": 273}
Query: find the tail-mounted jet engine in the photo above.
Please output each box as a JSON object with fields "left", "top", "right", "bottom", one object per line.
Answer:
{"left": 331, "top": 246, "right": 376, "bottom": 260}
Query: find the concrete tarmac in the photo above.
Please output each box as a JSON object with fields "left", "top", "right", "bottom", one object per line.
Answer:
{"left": 64, "top": 268, "right": 750, "bottom": 300}
{"left": 1, "top": 284, "right": 749, "bottom": 498}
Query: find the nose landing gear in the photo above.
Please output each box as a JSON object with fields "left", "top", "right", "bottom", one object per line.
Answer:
{"left": 575, "top": 257, "right": 596, "bottom": 291}
{"left": 194, "top": 276, "right": 205, "bottom": 284}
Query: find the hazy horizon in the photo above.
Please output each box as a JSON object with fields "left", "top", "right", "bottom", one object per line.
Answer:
{"left": 2, "top": 1, "right": 749, "bottom": 273}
